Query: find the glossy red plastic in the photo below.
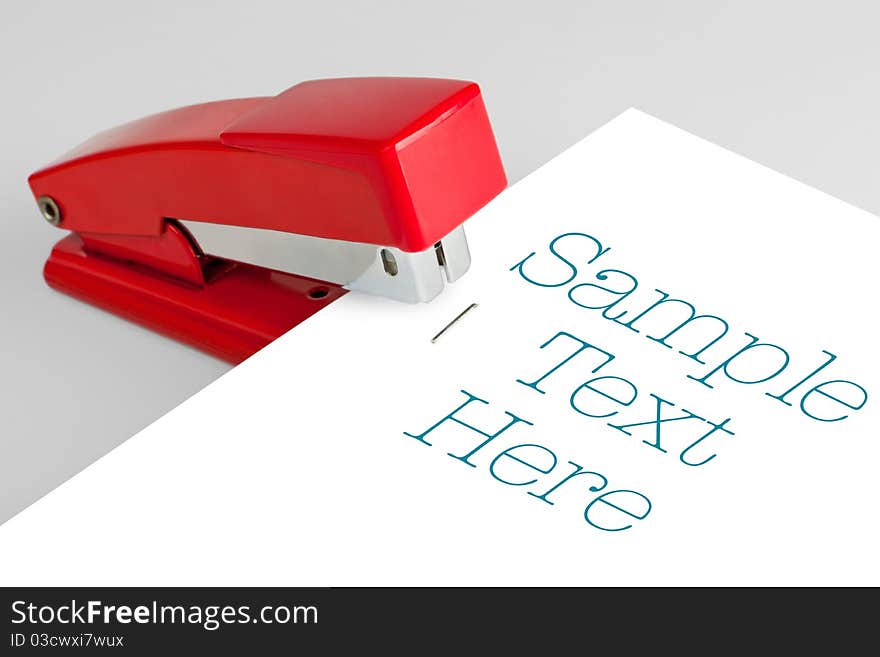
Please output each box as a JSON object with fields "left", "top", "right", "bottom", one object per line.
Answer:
{"left": 29, "top": 77, "right": 507, "bottom": 253}
{"left": 28, "top": 77, "right": 507, "bottom": 362}
{"left": 78, "top": 221, "right": 207, "bottom": 287}
{"left": 44, "top": 234, "right": 347, "bottom": 363}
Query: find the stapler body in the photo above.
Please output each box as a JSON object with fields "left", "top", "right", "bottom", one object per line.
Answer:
{"left": 28, "top": 78, "right": 506, "bottom": 362}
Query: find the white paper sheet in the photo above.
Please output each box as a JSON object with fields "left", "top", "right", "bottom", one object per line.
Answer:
{"left": 1, "top": 109, "right": 877, "bottom": 585}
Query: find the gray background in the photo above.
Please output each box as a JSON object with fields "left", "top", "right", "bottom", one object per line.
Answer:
{"left": 1, "top": 0, "right": 878, "bottom": 523}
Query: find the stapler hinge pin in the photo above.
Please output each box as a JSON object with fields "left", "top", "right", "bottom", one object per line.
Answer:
{"left": 37, "top": 196, "right": 62, "bottom": 226}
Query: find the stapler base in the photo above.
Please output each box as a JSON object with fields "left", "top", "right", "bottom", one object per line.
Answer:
{"left": 43, "top": 234, "right": 346, "bottom": 363}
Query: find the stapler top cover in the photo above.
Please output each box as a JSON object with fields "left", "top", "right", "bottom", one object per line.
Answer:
{"left": 29, "top": 77, "right": 507, "bottom": 253}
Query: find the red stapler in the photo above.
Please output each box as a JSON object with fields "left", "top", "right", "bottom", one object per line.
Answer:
{"left": 28, "top": 77, "right": 507, "bottom": 363}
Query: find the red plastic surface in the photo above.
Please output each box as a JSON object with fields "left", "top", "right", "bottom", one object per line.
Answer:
{"left": 44, "top": 234, "right": 346, "bottom": 363}
{"left": 29, "top": 78, "right": 507, "bottom": 253}
{"left": 28, "top": 77, "right": 507, "bottom": 360}
{"left": 79, "top": 220, "right": 206, "bottom": 287}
